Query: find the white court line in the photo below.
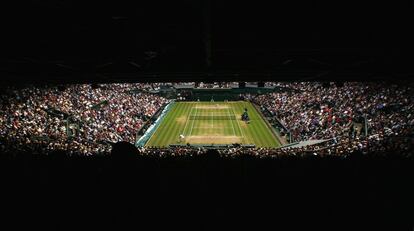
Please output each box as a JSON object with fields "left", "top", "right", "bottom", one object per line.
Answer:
{"left": 191, "top": 127, "right": 231, "bottom": 129}
{"left": 181, "top": 106, "right": 194, "bottom": 136}
{"left": 188, "top": 105, "right": 197, "bottom": 136}
{"left": 184, "top": 113, "right": 232, "bottom": 116}
{"left": 211, "top": 110, "right": 213, "bottom": 129}
{"left": 230, "top": 103, "right": 246, "bottom": 143}
{"left": 227, "top": 107, "right": 237, "bottom": 136}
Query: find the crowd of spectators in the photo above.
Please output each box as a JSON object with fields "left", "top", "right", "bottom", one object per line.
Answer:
{"left": 247, "top": 82, "right": 413, "bottom": 157}
{"left": 0, "top": 82, "right": 412, "bottom": 158}
{"left": 196, "top": 82, "right": 238, "bottom": 89}
{"left": 0, "top": 83, "right": 169, "bottom": 155}
{"left": 135, "top": 133, "right": 412, "bottom": 159}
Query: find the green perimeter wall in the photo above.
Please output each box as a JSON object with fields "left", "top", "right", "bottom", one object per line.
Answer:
{"left": 179, "top": 87, "right": 276, "bottom": 101}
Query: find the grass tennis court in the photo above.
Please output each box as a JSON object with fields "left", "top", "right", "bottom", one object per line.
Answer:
{"left": 145, "top": 101, "right": 281, "bottom": 148}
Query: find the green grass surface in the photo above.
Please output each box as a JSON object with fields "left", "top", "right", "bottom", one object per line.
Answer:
{"left": 145, "top": 101, "right": 281, "bottom": 148}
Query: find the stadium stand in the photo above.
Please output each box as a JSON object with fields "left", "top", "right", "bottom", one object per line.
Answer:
{"left": 0, "top": 83, "right": 169, "bottom": 155}
{"left": 0, "top": 82, "right": 412, "bottom": 158}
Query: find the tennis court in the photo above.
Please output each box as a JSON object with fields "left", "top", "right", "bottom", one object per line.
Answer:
{"left": 145, "top": 101, "right": 280, "bottom": 147}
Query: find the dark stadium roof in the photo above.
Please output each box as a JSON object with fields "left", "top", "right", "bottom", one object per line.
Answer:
{"left": 1, "top": 0, "right": 414, "bottom": 83}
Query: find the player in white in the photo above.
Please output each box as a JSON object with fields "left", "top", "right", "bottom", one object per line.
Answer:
{"left": 179, "top": 134, "right": 185, "bottom": 142}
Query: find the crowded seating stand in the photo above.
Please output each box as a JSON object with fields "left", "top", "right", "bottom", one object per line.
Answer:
{"left": 0, "top": 82, "right": 412, "bottom": 158}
